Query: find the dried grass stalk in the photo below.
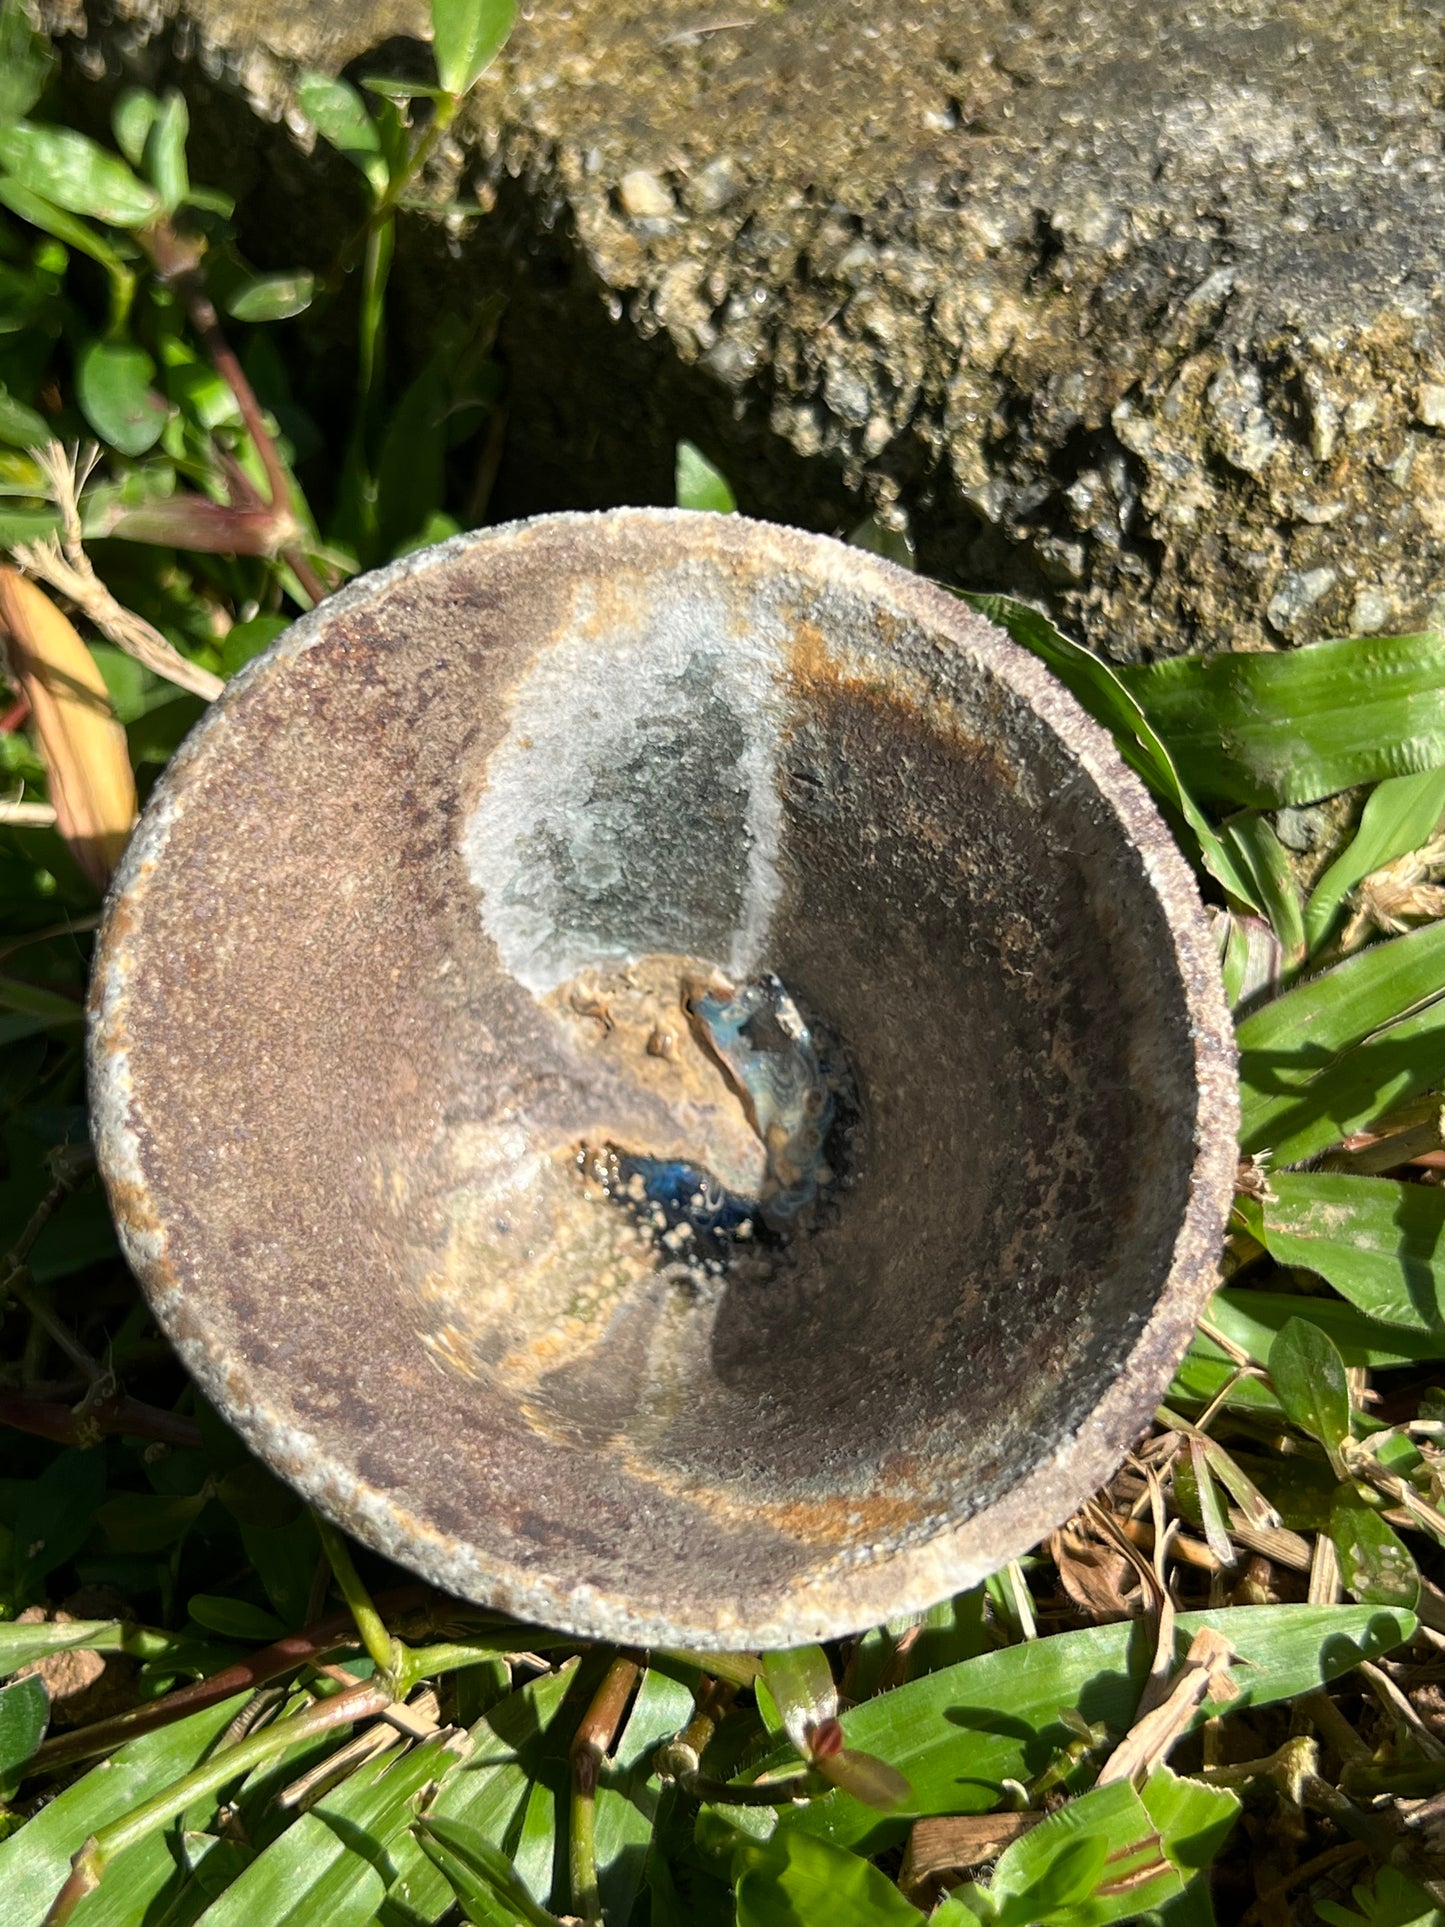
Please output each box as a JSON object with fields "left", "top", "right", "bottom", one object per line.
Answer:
{"left": 0, "top": 567, "right": 137, "bottom": 889}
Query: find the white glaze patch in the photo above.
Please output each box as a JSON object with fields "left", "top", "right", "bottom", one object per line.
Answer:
{"left": 463, "top": 570, "right": 788, "bottom": 992}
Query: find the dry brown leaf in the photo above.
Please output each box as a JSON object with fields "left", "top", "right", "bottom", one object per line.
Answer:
{"left": 0, "top": 566, "right": 137, "bottom": 890}
{"left": 1096, "top": 1625, "right": 1238, "bottom": 1788}
{"left": 901, "top": 1813, "right": 1040, "bottom": 1900}
{"left": 1051, "top": 1523, "right": 1137, "bottom": 1623}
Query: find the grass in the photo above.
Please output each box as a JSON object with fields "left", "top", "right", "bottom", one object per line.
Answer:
{"left": 3, "top": 1, "right": 1445, "bottom": 1922}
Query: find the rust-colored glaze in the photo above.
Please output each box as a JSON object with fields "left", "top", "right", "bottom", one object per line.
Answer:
{"left": 89, "top": 510, "right": 1237, "bottom": 1650}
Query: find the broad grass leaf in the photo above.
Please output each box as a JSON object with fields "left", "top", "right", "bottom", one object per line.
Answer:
{"left": 0, "top": 120, "right": 160, "bottom": 226}
{"left": 381, "top": 1662, "right": 579, "bottom": 1925}
{"left": 734, "top": 1829, "right": 924, "bottom": 1927}
{"left": 0, "top": 1674, "right": 48, "bottom": 1783}
{"left": 1236, "top": 921, "right": 1445, "bottom": 1164}
{"left": 1330, "top": 1487, "right": 1420, "bottom": 1612}
{"left": 0, "top": 569, "right": 138, "bottom": 890}
{"left": 594, "top": 1668, "right": 695, "bottom": 1927}
{"left": 295, "top": 74, "right": 387, "bottom": 194}
{"left": 431, "top": 0, "right": 517, "bottom": 97}
{"left": 976, "top": 1779, "right": 1180, "bottom": 1926}
{"left": 767, "top": 1605, "right": 1413, "bottom": 1853}
{"left": 1306, "top": 768, "right": 1445, "bottom": 952}
{"left": 0, "top": 1691, "right": 248, "bottom": 1927}
{"left": 676, "top": 440, "right": 737, "bottom": 513}
{"left": 962, "top": 594, "right": 1263, "bottom": 913}
{"left": 415, "top": 1816, "right": 561, "bottom": 1927}
{"left": 76, "top": 338, "right": 168, "bottom": 456}
{"left": 1174, "top": 1287, "right": 1445, "bottom": 1418}
{"left": 1268, "top": 1317, "right": 1351, "bottom": 1470}
{"left": 197, "top": 1737, "right": 465, "bottom": 1927}
{"left": 1254, "top": 1173, "right": 1445, "bottom": 1334}
{"left": 1118, "top": 632, "right": 1445, "bottom": 808}
{"left": 1141, "top": 1766, "right": 1240, "bottom": 1876}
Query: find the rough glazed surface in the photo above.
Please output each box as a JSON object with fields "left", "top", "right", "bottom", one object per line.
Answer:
{"left": 90, "top": 510, "right": 1237, "bottom": 1647}
{"left": 41, "top": 0, "right": 1445, "bottom": 659}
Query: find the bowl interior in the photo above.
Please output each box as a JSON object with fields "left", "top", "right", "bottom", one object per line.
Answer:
{"left": 91, "top": 510, "right": 1230, "bottom": 1646}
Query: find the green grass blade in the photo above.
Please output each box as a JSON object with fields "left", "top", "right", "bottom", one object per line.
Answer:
{"left": 751, "top": 1605, "right": 1412, "bottom": 1854}
{"left": 196, "top": 1737, "right": 465, "bottom": 1926}
{"left": 1236, "top": 921, "right": 1445, "bottom": 1163}
{"left": 1218, "top": 814, "right": 1305, "bottom": 961}
{"left": 1254, "top": 1172, "right": 1445, "bottom": 1334}
{"left": 964, "top": 594, "right": 1264, "bottom": 912}
{"left": 0, "top": 1692, "right": 248, "bottom": 1927}
{"left": 1119, "top": 633, "right": 1445, "bottom": 808}
{"left": 1304, "top": 767, "right": 1445, "bottom": 952}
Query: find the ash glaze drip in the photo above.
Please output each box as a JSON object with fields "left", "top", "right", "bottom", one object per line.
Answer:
{"left": 576, "top": 964, "right": 850, "bottom": 1278}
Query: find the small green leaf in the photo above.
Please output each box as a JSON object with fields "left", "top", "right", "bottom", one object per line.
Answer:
{"left": 97, "top": 1487, "right": 208, "bottom": 1554}
{"left": 431, "top": 0, "right": 518, "bottom": 98}
{"left": 224, "top": 270, "right": 316, "bottom": 322}
{"left": 76, "top": 338, "right": 169, "bottom": 456}
{"left": 734, "top": 1829, "right": 925, "bottom": 1927}
{"left": 1330, "top": 1487, "right": 1421, "bottom": 1611}
{"left": 0, "top": 120, "right": 160, "bottom": 226}
{"left": 847, "top": 510, "right": 916, "bottom": 569}
{"left": 220, "top": 613, "right": 290, "bottom": 678}
{"left": 1315, "top": 1864, "right": 1445, "bottom": 1927}
{"left": 141, "top": 89, "right": 189, "bottom": 212}
{"left": 0, "top": 1674, "right": 48, "bottom": 1783}
{"left": 296, "top": 72, "right": 387, "bottom": 195}
{"left": 0, "top": 174, "right": 134, "bottom": 290}
{"left": 0, "top": 386, "right": 51, "bottom": 448}
{"left": 1306, "top": 767, "right": 1445, "bottom": 952}
{"left": 0, "top": 0, "right": 54, "bottom": 123}
{"left": 676, "top": 438, "right": 737, "bottom": 513}
{"left": 111, "top": 87, "right": 161, "bottom": 168}
{"left": 1269, "top": 1317, "right": 1351, "bottom": 1472}
{"left": 186, "top": 1594, "right": 287, "bottom": 1641}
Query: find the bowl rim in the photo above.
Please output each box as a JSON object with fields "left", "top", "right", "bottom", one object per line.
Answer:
{"left": 89, "top": 506, "right": 1239, "bottom": 1649}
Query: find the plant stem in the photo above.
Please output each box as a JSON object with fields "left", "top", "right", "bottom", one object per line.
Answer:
{"left": 28, "top": 1584, "right": 430, "bottom": 1772}
{"left": 313, "top": 1510, "right": 405, "bottom": 1685}
{"left": 569, "top": 1655, "right": 640, "bottom": 1920}
{"left": 42, "top": 1677, "right": 391, "bottom": 1926}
